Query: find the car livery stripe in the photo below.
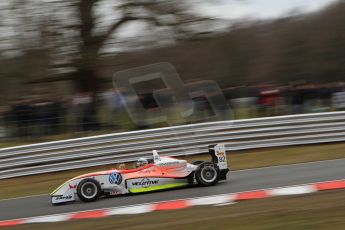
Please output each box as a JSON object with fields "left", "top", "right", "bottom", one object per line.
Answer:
{"left": 50, "top": 170, "right": 116, "bottom": 195}
{"left": 129, "top": 182, "right": 188, "bottom": 193}
{"left": 1, "top": 179, "right": 345, "bottom": 228}
{"left": 50, "top": 178, "right": 75, "bottom": 195}
{"left": 75, "top": 171, "right": 113, "bottom": 179}
{"left": 119, "top": 164, "right": 155, "bottom": 174}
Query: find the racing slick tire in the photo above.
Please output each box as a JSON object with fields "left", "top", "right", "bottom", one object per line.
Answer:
{"left": 195, "top": 162, "right": 220, "bottom": 186}
{"left": 77, "top": 178, "right": 102, "bottom": 202}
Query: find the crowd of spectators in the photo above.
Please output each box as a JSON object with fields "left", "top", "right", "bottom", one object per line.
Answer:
{"left": 255, "top": 81, "right": 345, "bottom": 116}
{"left": 0, "top": 96, "right": 66, "bottom": 138}
{"left": 0, "top": 89, "right": 129, "bottom": 139}
{"left": 0, "top": 81, "right": 344, "bottom": 139}
{"left": 226, "top": 81, "right": 345, "bottom": 118}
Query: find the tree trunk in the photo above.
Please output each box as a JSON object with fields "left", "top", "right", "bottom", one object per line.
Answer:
{"left": 74, "top": 68, "right": 100, "bottom": 93}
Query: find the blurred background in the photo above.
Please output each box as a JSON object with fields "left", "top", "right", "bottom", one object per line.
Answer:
{"left": 1, "top": 0, "right": 345, "bottom": 143}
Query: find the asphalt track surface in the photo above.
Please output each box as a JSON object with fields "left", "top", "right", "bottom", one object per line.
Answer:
{"left": 1, "top": 159, "right": 344, "bottom": 221}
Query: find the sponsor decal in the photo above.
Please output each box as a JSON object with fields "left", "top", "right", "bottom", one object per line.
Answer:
{"left": 55, "top": 195, "right": 73, "bottom": 200}
{"left": 216, "top": 151, "right": 226, "bottom": 163}
{"left": 109, "top": 172, "right": 122, "bottom": 185}
{"left": 69, "top": 183, "right": 77, "bottom": 189}
{"left": 216, "top": 151, "right": 225, "bottom": 156}
{"left": 157, "top": 161, "right": 179, "bottom": 166}
{"left": 109, "top": 190, "right": 122, "bottom": 195}
{"left": 132, "top": 178, "right": 159, "bottom": 188}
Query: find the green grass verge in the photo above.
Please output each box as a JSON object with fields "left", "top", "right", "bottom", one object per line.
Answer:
{"left": 0, "top": 142, "right": 345, "bottom": 200}
{"left": 5, "top": 189, "right": 345, "bottom": 230}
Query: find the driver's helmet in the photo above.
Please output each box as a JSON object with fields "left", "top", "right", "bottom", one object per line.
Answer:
{"left": 136, "top": 158, "right": 148, "bottom": 168}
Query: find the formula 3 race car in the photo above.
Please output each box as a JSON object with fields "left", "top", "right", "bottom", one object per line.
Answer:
{"left": 51, "top": 144, "right": 229, "bottom": 205}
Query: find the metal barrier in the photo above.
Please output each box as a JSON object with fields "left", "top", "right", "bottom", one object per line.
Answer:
{"left": 1, "top": 111, "right": 345, "bottom": 179}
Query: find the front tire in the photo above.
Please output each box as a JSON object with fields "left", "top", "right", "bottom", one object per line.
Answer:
{"left": 77, "top": 178, "right": 101, "bottom": 202}
{"left": 195, "top": 162, "right": 220, "bottom": 186}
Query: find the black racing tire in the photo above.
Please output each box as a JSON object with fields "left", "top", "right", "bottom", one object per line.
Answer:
{"left": 77, "top": 178, "right": 102, "bottom": 202}
{"left": 192, "top": 160, "right": 205, "bottom": 165}
{"left": 195, "top": 162, "right": 220, "bottom": 186}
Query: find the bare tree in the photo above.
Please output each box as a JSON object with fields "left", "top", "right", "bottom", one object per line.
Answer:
{"left": 1, "top": 0, "right": 221, "bottom": 92}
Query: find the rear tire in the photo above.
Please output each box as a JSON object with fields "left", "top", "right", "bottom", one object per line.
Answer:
{"left": 77, "top": 178, "right": 101, "bottom": 202}
{"left": 195, "top": 162, "right": 220, "bottom": 186}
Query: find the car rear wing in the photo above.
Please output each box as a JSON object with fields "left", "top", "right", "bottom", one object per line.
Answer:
{"left": 208, "top": 144, "right": 228, "bottom": 170}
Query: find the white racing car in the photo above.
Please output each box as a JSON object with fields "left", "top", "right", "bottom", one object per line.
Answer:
{"left": 51, "top": 144, "right": 229, "bottom": 205}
